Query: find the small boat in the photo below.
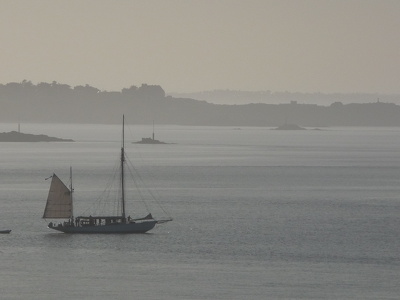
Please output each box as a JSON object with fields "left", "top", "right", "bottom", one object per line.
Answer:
{"left": 0, "top": 229, "right": 11, "bottom": 234}
{"left": 43, "top": 115, "right": 172, "bottom": 233}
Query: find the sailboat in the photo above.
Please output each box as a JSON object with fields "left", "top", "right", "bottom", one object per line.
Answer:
{"left": 43, "top": 115, "right": 172, "bottom": 233}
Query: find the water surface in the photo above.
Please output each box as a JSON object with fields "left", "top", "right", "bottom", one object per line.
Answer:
{"left": 0, "top": 125, "right": 399, "bottom": 299}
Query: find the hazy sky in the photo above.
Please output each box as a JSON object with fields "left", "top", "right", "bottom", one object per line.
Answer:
{"left": 1, "top": 0, "right": 399, "bottom": 94}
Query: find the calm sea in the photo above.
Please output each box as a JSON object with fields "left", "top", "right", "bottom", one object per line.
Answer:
{"left": 0, "top": 124, "right": 400, "bottom": 299}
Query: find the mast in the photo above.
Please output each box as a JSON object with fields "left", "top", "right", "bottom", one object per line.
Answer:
{"left": 121, "top": 115, "right": 126, "bottom": 221}
{"left": 70, "top": 166, "right": 74, "bottom": 223}
{"left": 152, "top": 120, "right": 155, "bottom": 141}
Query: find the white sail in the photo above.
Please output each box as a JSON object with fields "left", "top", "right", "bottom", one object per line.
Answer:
{"left": 43, "top": 174, "right": 72, "bottom": 219}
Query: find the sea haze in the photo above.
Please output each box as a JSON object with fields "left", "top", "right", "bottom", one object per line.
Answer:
{"left": 0, "top": 125, "right": 399, "bottom": 299}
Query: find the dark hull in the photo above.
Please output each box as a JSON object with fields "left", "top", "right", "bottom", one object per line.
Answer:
{"left": 48, "top": 221, "right": 157, "bottom": 234}
{"left": 0, "top": 229, "right": 11, "bottom": 234}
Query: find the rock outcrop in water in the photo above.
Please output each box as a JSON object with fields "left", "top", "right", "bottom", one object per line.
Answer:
{"left": 133, "top": 137, "right": 169, "bottom": 144}
{"left": 0, "top": 131, "right": 74, "bottom": 142}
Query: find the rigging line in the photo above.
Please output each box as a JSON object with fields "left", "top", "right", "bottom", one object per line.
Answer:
{"left": 125, "top": 131, "right": 172, "bottom": 218}
{"left": 125, "top": 154, "right": 172, "bottom": 218}
{"left": 126, "top": 155, "right": 154, "bottom": 201}
{"left": 126, "top": 162, "right": 151, "bottom": 213}
{"left": 80, "top": 157, "right": 121, "bottom": 216}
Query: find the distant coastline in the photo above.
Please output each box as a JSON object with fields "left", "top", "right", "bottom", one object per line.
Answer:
{"left": 169, "top": 90, "right": 400, "bottom": 106}
{"left": 1, "top": 81, "right": 400, "bottom": 127}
